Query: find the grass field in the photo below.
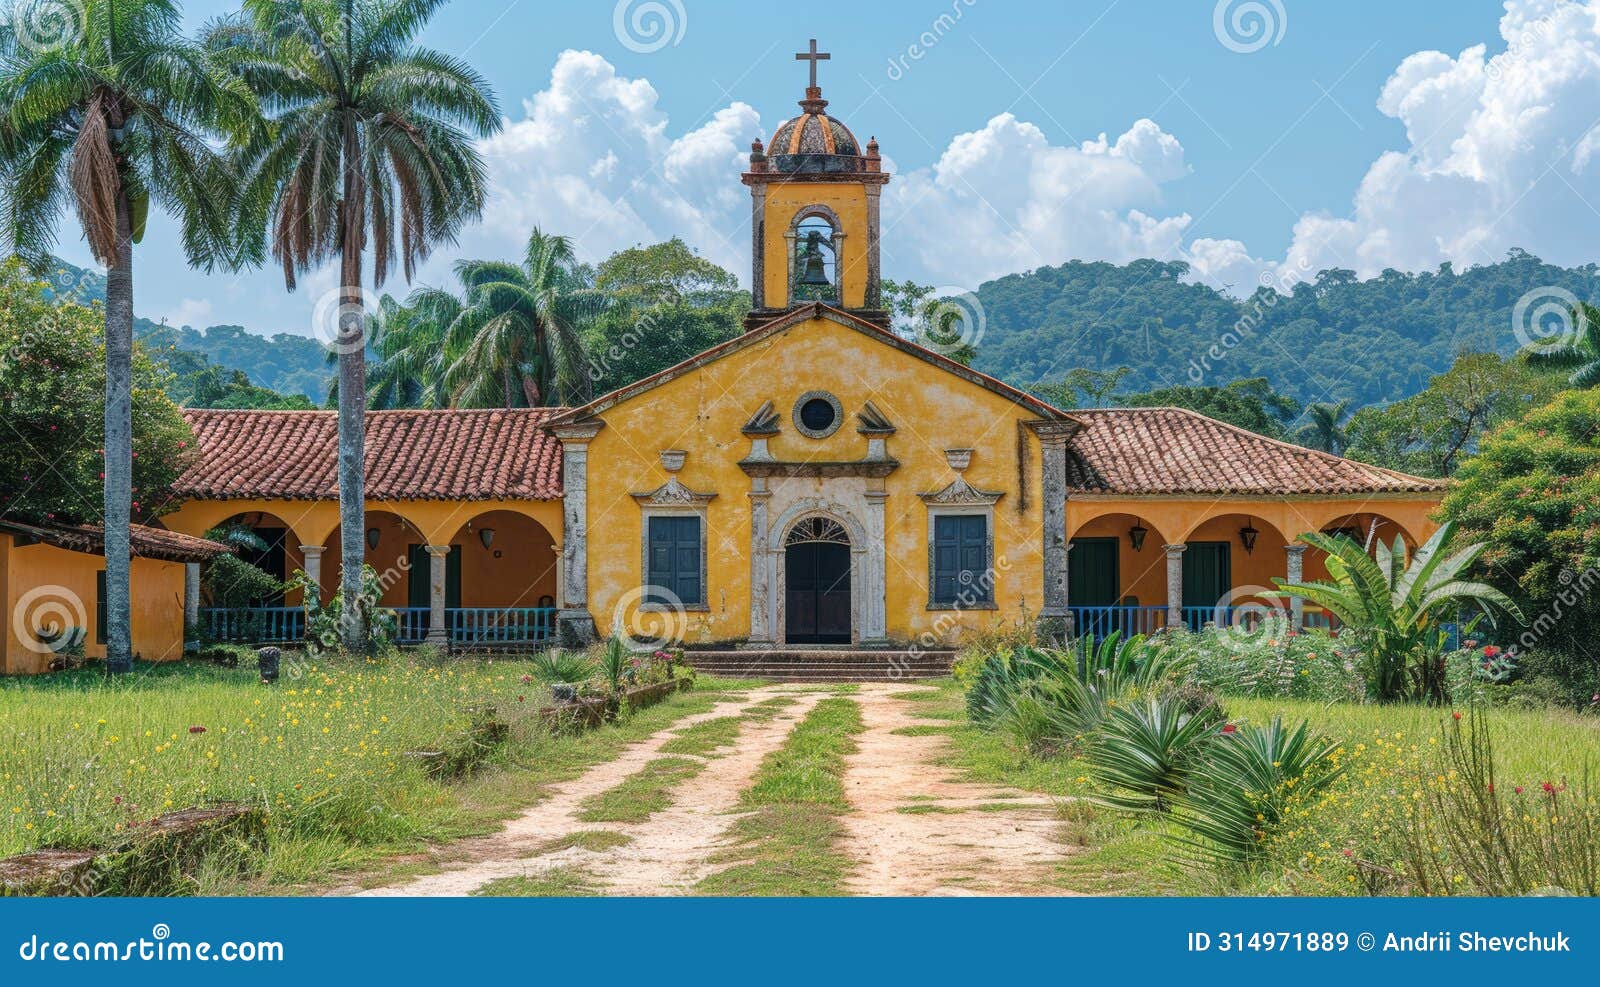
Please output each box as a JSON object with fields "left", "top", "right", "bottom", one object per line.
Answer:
{"left": 908, "top": 678, "right": 1600, "bottom": 896}
{"left": 0, "top": 656, "right": 747, "bottom": 891}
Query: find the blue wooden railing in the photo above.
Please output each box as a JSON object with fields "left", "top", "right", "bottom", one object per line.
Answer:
{"left": 201, "top": 606, "right": 305, "bottom": 643}
{"left": 202, "top": 606, "right": 557, "bottom": 646}
{"left": 1069, "top": 605, "right": 1168, "bottom": 639}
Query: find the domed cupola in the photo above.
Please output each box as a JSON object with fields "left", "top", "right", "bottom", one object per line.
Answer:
{"left": 769, "top": 90, "right": 863, "bottom": 173}
{"left": 741, "top": 40, "right": 891, "bottom": 331}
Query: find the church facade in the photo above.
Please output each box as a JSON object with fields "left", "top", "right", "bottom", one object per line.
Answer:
{"left": 4, "top": 49, "right": 1445, "bottom": 672}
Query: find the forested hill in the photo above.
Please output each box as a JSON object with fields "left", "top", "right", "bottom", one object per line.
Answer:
{"left": 971, "top": 250, "right": 1600, "bottom": 407}
{"left": 43, "top": 256, "right": 331, "bottom": 401}
{"left": 39, "top": 248, "right": 1600, "bottom": 410}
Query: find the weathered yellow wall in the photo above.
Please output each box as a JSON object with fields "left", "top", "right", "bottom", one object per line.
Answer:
{"left": 586, "top": 314, "right": 1049, "bottom": 648}
{"left": 2, "top": 535, "right": 186, "bottom": 674}
{"left": 762, "top": 182, "right": 871, "bottom": 309}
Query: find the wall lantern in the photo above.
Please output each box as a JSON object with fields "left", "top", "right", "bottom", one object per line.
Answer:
{"left": 1128, "top": 522, "right": 1149, "bottom": 552}
{"left": 1239, "top": 523, "right": 1260, "bottom": 555}
{"left": 479, "top": 527, "right": 496, "bottom": 550}
{"left": 365, "top": 527, "right": 380, "bottom": 551}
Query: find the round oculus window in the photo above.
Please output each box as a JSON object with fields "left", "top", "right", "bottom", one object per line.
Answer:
{"left": 792, "top": 391, "right": 843, "bottom": 438}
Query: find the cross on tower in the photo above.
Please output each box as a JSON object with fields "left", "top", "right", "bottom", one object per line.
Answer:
{"left": 795, "top": 39, "right": 830, "bottom": 89}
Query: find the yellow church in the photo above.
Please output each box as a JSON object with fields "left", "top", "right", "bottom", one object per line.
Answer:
{"left": 2, "top": 49, "right": 1444, "bottom": 674}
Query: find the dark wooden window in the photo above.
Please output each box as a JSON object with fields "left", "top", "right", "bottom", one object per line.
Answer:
{"left": 932, "top": 514, "right": 991, "bottom": 606}
{"left": 1068, "top": 538, "right": 1120, "bottom": 606}
{"left": 647, "top": 516, "right": 703, "bottom": 607}
{"left": 406, "top": 544, "right": 461, "bottom": 610}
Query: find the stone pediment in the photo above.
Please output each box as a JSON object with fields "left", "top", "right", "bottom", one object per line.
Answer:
{"left": 919, "top": 476, "right": 1003, "bottom": 506}
{"left": 631, "top": 476, "right": 717, "bottom": 506}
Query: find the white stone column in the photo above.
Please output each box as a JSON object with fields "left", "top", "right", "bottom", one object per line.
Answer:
{"left": 551, "top": 421, "right": 604, "bottom": 645}
{"left": 299, "top": 545, "right": 324, "bottom": 598}
{"left": 183, "top": 562, "right": 200, "bottom": 648}
{"left": 1164, "top": 544, "right": 1187, "bottom": 631}
{"left": 425, "top": 545, "right": 450, "bottom": 646}
{"left": 1029, "top": 422, "right": 1076, "bottom": 641}
{"left": 747, "top": 482, "right": 774, "bottom": 645}
{"left": 862, "top": 486, "right": 889, "bottom": 646}
{"left": 1285, "top": 543, "right": 1307, "bottom": 631}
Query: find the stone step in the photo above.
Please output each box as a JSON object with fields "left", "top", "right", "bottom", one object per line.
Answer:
{"left": 682, "top": 649, "right": 956, "bottom": 682}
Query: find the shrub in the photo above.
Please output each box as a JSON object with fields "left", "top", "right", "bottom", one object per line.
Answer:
{"left": 1274, "top": 523, "right": 1521, "bottom": 702}
{"left": 528, "top": 650, "right": 593, "bottom": 684}
{"left": 1178, "top": 627, "right": 1362, "bottom": 702}
{"left": 1088, "top": 696, "right": 1224, "bottom": 812}
{"left": 1170, "top": 717, "right": 1346, "bottom": 865}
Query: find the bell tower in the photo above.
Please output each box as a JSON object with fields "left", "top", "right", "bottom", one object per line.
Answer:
{"left": 742, "top": 39, "right": 890, "bottom": 331}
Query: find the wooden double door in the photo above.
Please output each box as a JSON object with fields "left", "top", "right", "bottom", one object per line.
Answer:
{"left": 785, "top": 539, "right": 852, "bottom": 644}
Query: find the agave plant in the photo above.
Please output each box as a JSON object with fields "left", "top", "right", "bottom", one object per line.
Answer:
{"left": 529, "top": 650, "right": 594, "bottom": 684}
{"left": 1087, "top": 695, "right": 1224, "bottom": 813}
{"left": 1170, "top": 717, "right": 1345, "bottom": 865}
{"left": 1272, "top": 522, "right": 1522, "bottom": 702}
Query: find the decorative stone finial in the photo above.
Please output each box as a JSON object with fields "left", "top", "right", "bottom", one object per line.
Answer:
{"left": 945, "top": 448, "right": 973, "bottom": 472}
{"left": 659, "top": 449, "right": 687, "bottom": 473}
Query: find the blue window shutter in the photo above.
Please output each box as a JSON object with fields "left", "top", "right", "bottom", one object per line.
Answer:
{"left": 933, "top": 515, "right": 991, "bottom": 606}
{"left": 647, "top": 516, "right": 703, "bottom": 606}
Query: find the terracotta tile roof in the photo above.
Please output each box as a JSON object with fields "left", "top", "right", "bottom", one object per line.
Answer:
{"left": 1064, "top": 407, "right": 1445, "bottom": 496}
{"left": 175, "top": 409, "right": 566, "bottom": 501}
{"left": 0, "top": 520, "right": 231, "bottom": 563}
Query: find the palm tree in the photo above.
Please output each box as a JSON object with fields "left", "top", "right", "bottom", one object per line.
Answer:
{"left": 367, "top": 287, "right": 460, "bottom": 408}
{"left": 1273, "top": 522, "right": 1522, "bottom": 701}
{"left": 212, "top": 0, "right": 499, "bottom": 648}
{"left": 1293, "top": 399, "right": 1351, "bottom": 454}
{"left": 443, "top": 228, "right": 601, "bottom": 408}
{"left": 0, "top": 0, "right": 254, "bottom": 672}
{"left": 1525, "top": 301, "right": 1600, "bottom": 387}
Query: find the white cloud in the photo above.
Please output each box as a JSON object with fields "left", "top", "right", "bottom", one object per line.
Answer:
{"left": 1263, "top": 0, "right": 1600, "bottom": 284}
{"left": 452, "top": 50, "right": 760, "bottom": 278}
{"left": 881, "top": 113, "right": 1197, "bottom": 288}
{"left": 164, "top": 298, "right": 213, "bottom": 329}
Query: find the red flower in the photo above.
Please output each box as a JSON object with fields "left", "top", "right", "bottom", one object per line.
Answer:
{"left": 1221, "top": 723, "right": 1237, "bottom": 734}
{"left": 1342, "top": 849, "right": 1353, "bottom": 858}
{"left": 1482, "top": 645, "right": 1501, "bottom": 658}
{"left": 1487, "top": 784, "right": 1494, "bottom": 794}
{"left": 1515, "top": 786, "right": 1524, "bottom": 794}
{"left": 112, "top": 795, "right": 122, "bottom": 805}
{"left": 1542, "top": 781, "right": 1555, "bottom": 793}
{"left": 520, "top": 675, "right": 533, "bottom": 684}
{"left": 188, "top": 725, "right": 206, "bottom": 734}
{"left": 1452, "top": 711, "right": 1462, "bottom": 720}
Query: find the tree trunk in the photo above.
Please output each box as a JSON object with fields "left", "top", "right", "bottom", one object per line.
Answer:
{"left": 337, "top": 118, "right": 368, "bottom": 650}
{"left": 102, "top": 188, "right": 135, "bottom": 673}
{"left": 503, "top": 364, "right": 514, "bottom": 409}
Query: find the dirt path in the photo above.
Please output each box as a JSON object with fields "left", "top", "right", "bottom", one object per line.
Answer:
{"left": 838, "top": 685, "right": 1076, "bottom": 896}
{"left": 351, "top": 687, "right": 821, "bottom": 897}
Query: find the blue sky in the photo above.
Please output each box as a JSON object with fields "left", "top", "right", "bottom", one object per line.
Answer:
{"left": 50, "top": 0, "right": 1600, "bottom": 338}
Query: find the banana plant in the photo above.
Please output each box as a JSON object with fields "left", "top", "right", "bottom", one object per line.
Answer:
{"left": 1272, "top": 522, "right": 1522, "bottom": 701}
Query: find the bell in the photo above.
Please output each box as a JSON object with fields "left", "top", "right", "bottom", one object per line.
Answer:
{"left": 798, "top": 231, "right": 832, "bottom": 287}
